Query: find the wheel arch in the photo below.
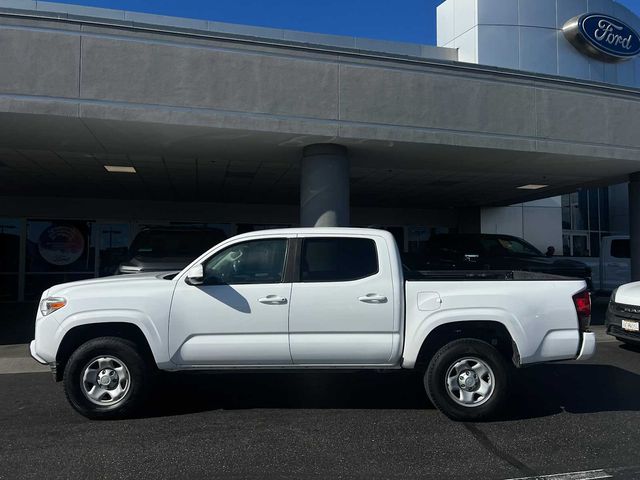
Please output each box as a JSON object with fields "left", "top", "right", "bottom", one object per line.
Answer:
{"left": 411, "top": 320, "right": 521, "bottom": 369}
{"left": 55, "top": 322, "right": 157, "bottom": 381}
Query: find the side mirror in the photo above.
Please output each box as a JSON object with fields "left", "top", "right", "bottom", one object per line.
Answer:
{"left": 185, "top": 264, "right": 204, "bottom": 285}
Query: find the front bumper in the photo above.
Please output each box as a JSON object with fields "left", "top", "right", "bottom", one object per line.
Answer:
{"left": 30, "top": 340, "right": 60, "bottom": 380}
{"left": 606, "top": 301, "right": 640, "bottom": 344}
{"left": 29, "top": 340, "right": 47, "bottom": 365}
{"left": 576, "top": 332, "right": 596, "bottom": 360}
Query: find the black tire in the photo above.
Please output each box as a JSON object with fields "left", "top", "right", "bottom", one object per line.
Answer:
{"left": 63, "top": 336, "right": 151, "bottom": 420}
{"left": 424, "top": 338, "right": 509, "bottom": 421}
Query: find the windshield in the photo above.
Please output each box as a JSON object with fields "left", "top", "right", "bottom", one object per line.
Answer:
{"left": 130, "top": 230, "right": 226, "bottom": 258}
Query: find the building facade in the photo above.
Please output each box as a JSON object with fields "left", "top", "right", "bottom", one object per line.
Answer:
{"left": 0, "top": 0, "right": 639, "bottom": 304}
{"left": 437, "top": 0, "right": 640, "bottom": 257}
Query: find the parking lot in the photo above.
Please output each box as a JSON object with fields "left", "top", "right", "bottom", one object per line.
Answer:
{"left": 1, "top": 329, "right": 639, "bottom": 480}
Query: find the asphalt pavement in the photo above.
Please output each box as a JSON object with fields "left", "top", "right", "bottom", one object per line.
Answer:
{"left": 1, "top": 330, "right": 640, "bottom": 480}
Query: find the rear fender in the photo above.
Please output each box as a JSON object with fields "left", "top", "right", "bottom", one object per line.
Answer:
{"left": 402, "top": 307, "right": 526, "bottom": 368}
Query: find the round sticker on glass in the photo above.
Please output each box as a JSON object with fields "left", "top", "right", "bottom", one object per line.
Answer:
{"left": 38, "top": 225, "right": 85, "bottom": 266}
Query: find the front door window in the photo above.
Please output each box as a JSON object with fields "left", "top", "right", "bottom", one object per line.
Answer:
{"left": 203, "top": 239, "right": 287, "bottom": 285}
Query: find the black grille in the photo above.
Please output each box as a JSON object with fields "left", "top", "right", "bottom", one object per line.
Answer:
{"left": 609, "top": 324, "right": 640, "bottom": 340}
{"left": 613, "top": 303, "right": 640, "bottom": 321}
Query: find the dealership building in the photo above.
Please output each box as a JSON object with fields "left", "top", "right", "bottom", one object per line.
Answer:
{"left": 0, "top": 0, "right": 639, "bottom": 304}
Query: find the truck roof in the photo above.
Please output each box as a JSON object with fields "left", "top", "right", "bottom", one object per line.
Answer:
{"left": 229, "top": 227, "right": 394, "bottom": 242}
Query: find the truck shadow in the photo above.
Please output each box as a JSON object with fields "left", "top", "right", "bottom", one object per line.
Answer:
{"left": 143, "top": 362, "right": 640, "bottom": 420}
{"left": 502, "top": 363, "right": 640, "bottom": 420}
{"left": 146, "top": 370, "right": 427, "bottom": 416}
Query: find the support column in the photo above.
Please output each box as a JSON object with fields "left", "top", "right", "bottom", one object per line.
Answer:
{"left": 300, "top": 144, "right": 350, "bottom": 227}
{"left": 629, "top": 173, "right": 640, "bottom": 281}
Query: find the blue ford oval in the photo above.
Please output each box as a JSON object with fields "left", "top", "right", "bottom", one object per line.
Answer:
{"left": 578, "top": 13, "right": 640, "bottom": 60}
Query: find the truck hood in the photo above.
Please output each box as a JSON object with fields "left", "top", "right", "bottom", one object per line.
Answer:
{"left": 614, "top": 281, "right": 640, "bottom": 305}
{"left": 119, "top": 256, "right": 192, "bottom": 273}
{"left": 45, "top": 271, "right": 178, "bottom": 297}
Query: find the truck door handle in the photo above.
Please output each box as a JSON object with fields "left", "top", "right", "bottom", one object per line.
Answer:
{"left": 258, "top": 295, "right": 287, "bottom": 305}
{"left": 358, "top": 294, "right": 388, "bottom": 304}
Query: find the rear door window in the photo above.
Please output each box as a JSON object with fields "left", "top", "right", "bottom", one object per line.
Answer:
{"left": 300, "top": 237, "right": 378, "bottom": 282}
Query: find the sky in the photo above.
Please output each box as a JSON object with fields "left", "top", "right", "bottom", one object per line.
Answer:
{"left": 53, "top": 0, "right": 640, "bottom": 45}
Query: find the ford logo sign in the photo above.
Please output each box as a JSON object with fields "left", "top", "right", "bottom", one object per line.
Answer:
{"left": 563, "top": 13, "right": 640, "bottom": 62}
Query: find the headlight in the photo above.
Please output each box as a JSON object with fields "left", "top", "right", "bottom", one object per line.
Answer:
{"left": 610, "top": 287, "right": 618, "bottom": 304}
{"left": 39, "top": 297, "right": 67, "bottom": 316}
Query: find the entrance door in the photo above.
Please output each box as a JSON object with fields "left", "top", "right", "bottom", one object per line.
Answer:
{"left": 288, "top": 236, "right": 395, "bottom": 365}
{"left": 169, "top": 237, "right": 292, "bottom": 365}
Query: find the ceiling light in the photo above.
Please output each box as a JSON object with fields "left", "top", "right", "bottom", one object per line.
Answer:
{"left": 517, "top": 184, "right": 548, "bottom": 190}
{"left": 104, "top": 165, "right": 136, "bottom": 173}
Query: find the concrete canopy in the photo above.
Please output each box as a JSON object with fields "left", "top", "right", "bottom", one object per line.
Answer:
{"left": 0, "top": 3, "right": 639, "bottom": 211}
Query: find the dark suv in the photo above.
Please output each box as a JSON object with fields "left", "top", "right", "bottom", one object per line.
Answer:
{"left": 402, "top": 233, "right": 592, "bottom": 284}
{"left": 118, "top": 228, "right": 227, "bottom": 274}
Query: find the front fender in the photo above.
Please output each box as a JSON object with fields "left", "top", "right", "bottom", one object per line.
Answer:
{"left": 54, "top": 309, "right": 166, "bottom": 364}
{"left": 402, "top": 307, "right": 526, "bottom": 369}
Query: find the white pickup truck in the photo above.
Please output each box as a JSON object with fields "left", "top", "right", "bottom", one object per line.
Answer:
{"left": 31, "top": 228, "right": 595, "bottom": 421}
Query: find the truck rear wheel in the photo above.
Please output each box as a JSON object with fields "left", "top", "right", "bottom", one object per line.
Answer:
{"left": 63, "top": 337, "right": 151, "bottom": 420}
{"left": 424, "top": 339, "right": 509, "bottom": 421}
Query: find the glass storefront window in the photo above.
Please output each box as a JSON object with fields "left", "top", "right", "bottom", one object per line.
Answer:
{"left": 590, "top": 232, "right": 600, "bottom": 257}
{"left": 561, "top": 195, "right": 571, "bottom": 230}
{"left": 236, "top": 224, "right": 288, "bottom": 234}
{"left": 599, "top": 187, "right": 610, "bottom": 232}
{"left": 98, "top": 224, "right": 131, "bottom": 276}
{"left": 571, "top": 191, "right": 588, "bottom": 231}
{"left": 407, "top": 226, "right": 450, "bottom": 254}
{"left": 572, "top": 235, "right": 589, "bottom": 257}
{"left": 562, "top": 234, "right": 571, "bottom": 256}
{"left": 25, "top": 220, "right": 95, "bottom": 300}
{"left": 588, "top": 189, "right": 599, "bottom": 232}
{"left": 562, "top": 187, "right": 614, "bottom": 257}
{"left": 0, "top": 219, "right": 20, "bottom": 301}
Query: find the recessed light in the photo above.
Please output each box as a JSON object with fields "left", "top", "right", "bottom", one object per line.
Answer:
{"left": 104, "top": 165, "right": 136, "bottom": 173}
{"left": 517, "top": 184, "right": 548, "bottom": 190}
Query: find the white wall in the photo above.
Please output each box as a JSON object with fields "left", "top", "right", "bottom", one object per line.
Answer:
{"left": 437, "top": 0, "right": 640, "bottom": 88}
{"left": 481, "top": 197, "right": 563, "bottom": 253}
{"left": 440, "top": 0, "right": 637, "bottom": 253}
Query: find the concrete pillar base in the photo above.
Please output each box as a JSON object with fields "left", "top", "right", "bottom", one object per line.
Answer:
{"left": 300, "top": 144, "right": 350, "bottom": 227}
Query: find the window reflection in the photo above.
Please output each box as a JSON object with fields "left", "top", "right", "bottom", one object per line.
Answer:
{"left": 0, "top": 219, "right": 20, "bottom": 301}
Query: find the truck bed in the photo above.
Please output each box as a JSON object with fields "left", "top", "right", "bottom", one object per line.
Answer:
{"left": 405, "top": 269, "right": 582, "bottom": 282}
{"left": 402, "top": 275, "right": 588, "bottom": 367}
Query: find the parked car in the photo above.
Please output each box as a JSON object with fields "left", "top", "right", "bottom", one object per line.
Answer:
{"left": 117, "top": 227, "right": 227, "bottom": 274}
{"left": 574, "top": 235, "right": 630, "bottom": 293}
{"left": 31, "top": 228, "right": 594, "bottom": 421}
{"left": 606, "top": 281, "right": 640, "bottom": 346}
{"left": 403, "top": 233, "right": 592, "bottom": 286}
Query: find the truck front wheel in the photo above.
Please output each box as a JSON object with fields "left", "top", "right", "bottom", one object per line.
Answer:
{"left": 424, "top": 339, "right": 509, "bottom": 421}
{"left": 63, "top": 337, "right": 151, "bottom": 420}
